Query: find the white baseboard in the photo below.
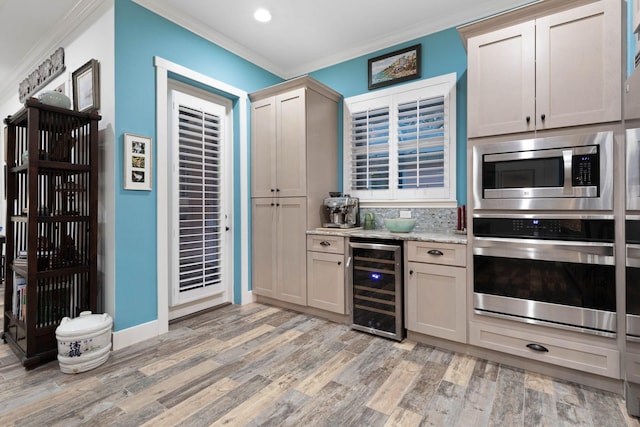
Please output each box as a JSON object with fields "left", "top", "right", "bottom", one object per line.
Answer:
{"left": 111, "top": 320, "right": 160, "bottom": 351}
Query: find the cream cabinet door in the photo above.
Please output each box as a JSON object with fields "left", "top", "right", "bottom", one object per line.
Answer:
{"left": 251, "top": 198, "right": 277, "bottom": 297}
{"left": 406, "top": 261, "right": 466, "bottom": 343}
{"left": 535, "top": 0, "right": 621, "bottom": 130}
{"left": 251, "top": 97, "right": 277, "bottom": 198}
{"left": 307, "top": 251, "right": 345, "bottom": 314}
{"left": 467, "top": 21, "right": 535, "bottom": 138}
{"left": 276, "top": 197, "right": 307, "bottom": 305}
{"left": 276, "top": 88, "right": 307, "bottom": 197}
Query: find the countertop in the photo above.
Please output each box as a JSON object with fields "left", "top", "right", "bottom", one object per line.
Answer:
{"left": 307, "top": 228, "right": 467, "bottom": 244}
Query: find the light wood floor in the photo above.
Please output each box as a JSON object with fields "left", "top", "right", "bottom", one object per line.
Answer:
{"left": 1, "top": 301, "right": 640, "bottom": 426}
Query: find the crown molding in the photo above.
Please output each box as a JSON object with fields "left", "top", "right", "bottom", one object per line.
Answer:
{"left": 132, "top": 0, "right": 288, "bottom": 78}
{"left": 0, "top": 0, "right": 107, "bottom": 106}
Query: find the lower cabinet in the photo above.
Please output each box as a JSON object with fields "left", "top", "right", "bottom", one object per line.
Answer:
{"left": 406, "top": 241, "right": 467, "bottom": 343}
{"left": 252, "top": 197, "right": 307, "bottom": 305}
{"left": 306, "top": 235, "right": 346, "bottom": 314}
{"left": 469, "top": 320, "right": 620, "bottom": 379}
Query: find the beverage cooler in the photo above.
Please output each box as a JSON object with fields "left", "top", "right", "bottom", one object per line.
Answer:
{"left": 348, "top": 238, "right": 404, "bottom": 341}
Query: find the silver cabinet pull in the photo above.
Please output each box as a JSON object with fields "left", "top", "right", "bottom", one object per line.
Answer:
{"left": 427, "top": 249, "right": 444, "bottom": 256}
{"left": 526, "top": 343, "right": 549, "bottom": 353}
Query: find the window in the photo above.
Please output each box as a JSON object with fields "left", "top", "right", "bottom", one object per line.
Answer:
{"left": 344, "top": 73, "right": 456, "bottom": 204}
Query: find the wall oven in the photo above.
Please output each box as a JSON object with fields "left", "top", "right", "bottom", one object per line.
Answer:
{"left": 473, "top": 215, "right": 616, "bottom": 336}
{"left": 473, "top": 132, "right": 613, "bottom": 210}
{"left": 628, "top": 218, "right": 640, "bottom": 340}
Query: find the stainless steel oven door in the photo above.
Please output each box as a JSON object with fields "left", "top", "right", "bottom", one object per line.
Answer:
{"left": 627, "top": 244, "right": 640, "bottom": 339}
{"left": 473, "top": 237, "right": 616, "bottom": 336}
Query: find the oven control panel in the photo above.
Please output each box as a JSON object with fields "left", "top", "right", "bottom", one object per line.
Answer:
{"left": 474, "top": 217, "right": 614, "bottom": 242}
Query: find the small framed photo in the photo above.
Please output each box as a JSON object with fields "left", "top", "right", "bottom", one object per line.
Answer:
{"left": 368, "top": 44, "right": 422, "bottom": 90}
{"left": 124, "top": 133, "right": 152, "bottom": 191}
{"left": 72, "top": 59, "right": 100, "bottom": 112}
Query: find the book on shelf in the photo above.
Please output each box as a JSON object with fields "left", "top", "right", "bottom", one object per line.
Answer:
{"left": 12, "top": 276, "right": 26, "bottom": 320}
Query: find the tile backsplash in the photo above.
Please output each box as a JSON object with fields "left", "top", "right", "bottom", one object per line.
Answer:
{"left": 359, "top": 207, "right": 457, "bottom": 232}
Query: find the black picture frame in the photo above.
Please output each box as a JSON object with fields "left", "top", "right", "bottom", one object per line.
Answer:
{"left": 368, "top": 44, "right": 422, "bottom": 90}
{"left": 72, "top": 59, "right": 100, "bottom": 112}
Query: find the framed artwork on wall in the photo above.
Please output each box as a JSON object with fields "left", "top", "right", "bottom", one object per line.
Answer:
{"left": 72, "top": 59, "right": 100, "bottom": 112}
{"left": 368, "top": 44, "right": 422, "bottom": 90}
{"left": 123, "top": 133, "right": 152, "bottom": 191}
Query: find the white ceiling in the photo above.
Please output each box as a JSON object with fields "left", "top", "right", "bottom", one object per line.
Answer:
{"left": 0, "top": 0, "right": 533, "bottom": 102}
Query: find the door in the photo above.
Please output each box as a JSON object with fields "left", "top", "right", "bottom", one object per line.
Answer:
{"left": 251, "top": 198, "right": 277, "bottom": 298}
{"left": 170, "top": 90, "right": 231, "bottom": 308}
{"left": 307, "top": 251, "right": 345, "bottom": 314}
{"left": 467, "top": 21, "right": 535, "bottom": 137}
{"left": 251, "top": 97, "right": 277, "bottom": 198}
{"left": 276, "top": 197, "right": 307, "bottom": 305}
{"left": 536, "top": 1, "right": 621, "bottom": 130}
{"left": 276, "top": 89, "right": 307, "bottom": 197}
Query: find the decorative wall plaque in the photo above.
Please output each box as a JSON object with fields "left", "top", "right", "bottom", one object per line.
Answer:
{"left": 18, "top": 47, "right": 66, "bottom": 103}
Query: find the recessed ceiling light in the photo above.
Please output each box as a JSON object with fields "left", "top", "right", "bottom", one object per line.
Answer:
{"left": 254, "top": 8, "right": 272, "bottom": 23}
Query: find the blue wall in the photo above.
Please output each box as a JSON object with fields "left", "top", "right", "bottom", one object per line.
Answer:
{"left": 114, "top": 0, "right": 281, "bottom": 330}
{"left": 309, "top": 28, "right": 468, "bottom": 204}
{"left": 113, "top": 0, "right": 469, "bottom": 332}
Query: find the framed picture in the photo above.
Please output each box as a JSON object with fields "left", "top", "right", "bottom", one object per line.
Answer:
{"left": 124, "top": 133, "right": 152, "bottom": 191}
{"left": 72, "top": 59, "right": 100, "bottom": 112}
{"left": 368, "top": 44, "right": 421, "bottom": 90}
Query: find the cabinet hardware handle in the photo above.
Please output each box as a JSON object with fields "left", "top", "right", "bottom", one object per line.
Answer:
{"left": 276, "top": 188, "right": 280, "bottom": 192}
{"left": 270, "top": 203, "right": 275, "bottom": 206}
{"left": 271, "top": 188, "right": 275, "bottom": 192}
{"left": 320, "top": 241, "right": 331, "bottom": 246}
{"left": 409, "top": 270, "right": 413, "bottom": 275}
{"left": 541, "top": 113, "right": 546, "bottom": 121}
{"left": 526, "top": 116, "right": 530, "bottom": 124}
{"left": 427, "top": 249, "right": 444, "bottom": 256}
{"left": 225, "top": 226, "right": 230, "bottom": 231}
{"left": 526, "top": 343, "right": 549, "bottom": 353}
{"left": 338, "top": 261, "right": 342, "bottom": 266}
{"left": 276, "top": 203, "right": 280, "bottom": 207}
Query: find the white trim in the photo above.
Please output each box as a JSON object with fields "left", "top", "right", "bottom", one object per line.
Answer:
{"left": 111, "top": 320, "right": 159, "bottom": 351}
{"left": 154, "top": 56, "right": 251, "bottom": 342}
{"left": 343, "top": 73, "right": 457, "bottom": 204}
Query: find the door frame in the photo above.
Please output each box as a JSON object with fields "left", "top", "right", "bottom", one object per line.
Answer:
{"left": 154, "top": 57, "right": 252, "bottom": 335}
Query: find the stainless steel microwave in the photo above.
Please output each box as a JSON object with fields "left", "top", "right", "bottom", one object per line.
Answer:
{"left": 473, "top": 132, "right": 613, "bottom": 211}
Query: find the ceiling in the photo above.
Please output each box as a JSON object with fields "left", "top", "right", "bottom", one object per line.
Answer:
{"left": 0, "top": 0, "right": 533, "bottom": 102}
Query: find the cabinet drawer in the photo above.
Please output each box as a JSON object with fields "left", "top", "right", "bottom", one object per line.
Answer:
{"left": 307, "top": 235, "right": 344, "bottom": 254}
{"left": 469, "top": 321, "right": 620, "bottom": 379}
{"left": 407, "top": 241, "right": 466, "bottom": 267}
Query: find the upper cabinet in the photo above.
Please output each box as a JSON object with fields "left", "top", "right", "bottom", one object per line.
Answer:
{"left": 464, "top": 0, "right": 622, "bottom": 138}
{"left": 251, "top": 88, "right": 307, "bottom": 198}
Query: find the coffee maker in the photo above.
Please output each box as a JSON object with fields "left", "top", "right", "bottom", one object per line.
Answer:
{"left": 322, "top": 192, "right": 359, "bottom": 228}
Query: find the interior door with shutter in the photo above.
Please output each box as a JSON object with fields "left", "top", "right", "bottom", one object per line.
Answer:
{"left": 170, "top": 90, "right": 230, "bottom": 307}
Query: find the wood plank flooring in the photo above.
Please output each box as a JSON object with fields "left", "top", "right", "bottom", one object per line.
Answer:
{"left": 1, "top": 302, "right": 639, "bottom": 426}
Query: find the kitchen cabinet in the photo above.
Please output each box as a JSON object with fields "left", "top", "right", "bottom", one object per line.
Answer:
{"left": 249, "top": 76, "right": 341, "bottom": 307}
{"left": 307, "top": 235, "right": 346, "bottom": 314}
{"left": 252, "top": 197, "right": 308, "bottom": 305}
{"left": 251, "top": 89, "right": 306, "bottom": 198}
{"left": 406, "top": 241, "right": 467, "bottom": 343}
{"left": 469, "top": 320, "right": 620, "bottom": 379}
{"left": 466, "top": 0, "right": 621, "bottom": 138}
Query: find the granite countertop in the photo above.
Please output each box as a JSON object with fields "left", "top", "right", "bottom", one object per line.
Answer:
{"left": 307, "top": 228, "right": 467, "bottom": 244}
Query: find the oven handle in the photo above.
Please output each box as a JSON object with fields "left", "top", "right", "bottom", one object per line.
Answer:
{"left": 473, "top": 237, "right": 614, "bottom": 265}
{"left": 627, "top": 244, "right": 640, "bottom": 267}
